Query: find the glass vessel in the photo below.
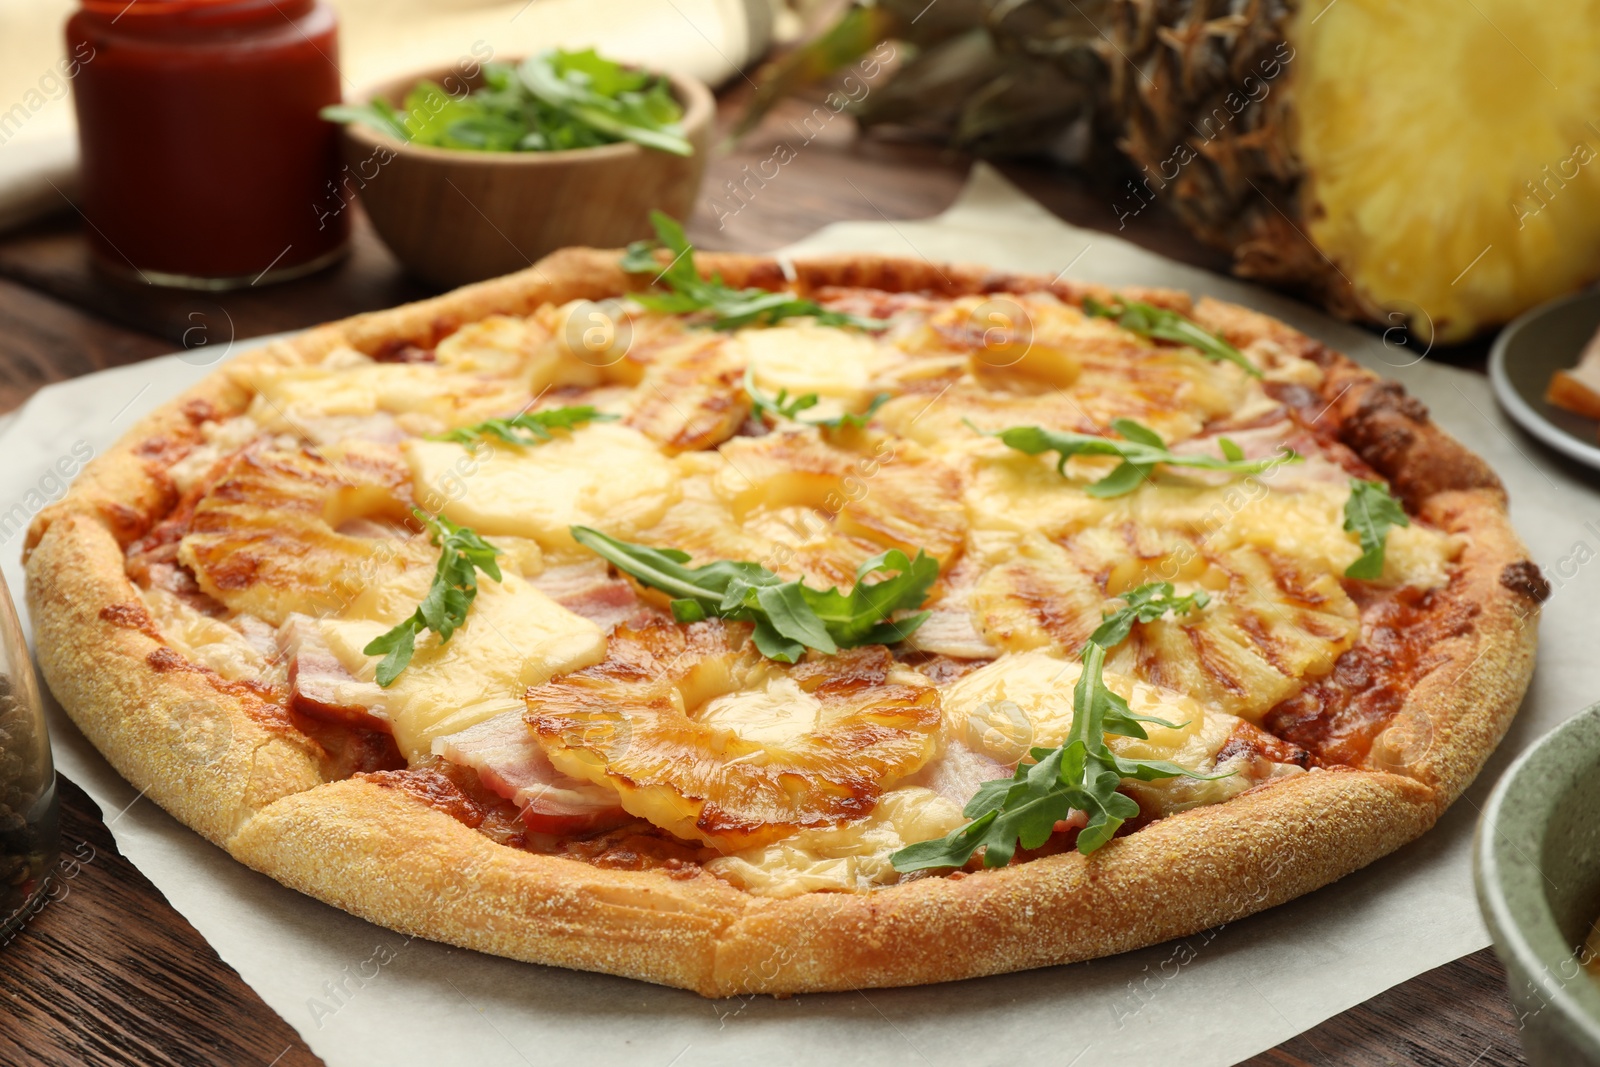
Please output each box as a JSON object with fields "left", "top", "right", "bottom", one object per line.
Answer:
{"left": 0, "top": 567, "right": 57, "bottom": 941}
{"left": 67, "top": 0, "right": 348, "bottom": 289}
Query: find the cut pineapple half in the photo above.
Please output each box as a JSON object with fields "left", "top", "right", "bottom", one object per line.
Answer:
{"left": 967, "top": 532, "right": 1103, "bottom": 654}
{"left": 956, "top": 521, "right": 1361, "bottom": 724}
{"left": 525, "top": 619, "right": 943, "bottom": 851}
{"left": 1295, "top": 0, "right": 1600, "bottom": 341}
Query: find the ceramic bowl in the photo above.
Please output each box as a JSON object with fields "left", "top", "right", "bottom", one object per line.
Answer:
{"left": 1475, "top": 700, "right": 1600, "bottom": 1064}
{"left": 340, "top": 62, "right": 714, "bottom": 289}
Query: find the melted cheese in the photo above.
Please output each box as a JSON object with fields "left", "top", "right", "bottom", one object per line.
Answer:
{"left": 405, "top": 423, "right": 680, "bottom": 553}
{"left": 963, "top": 445, "right": 1461, "bottom": 589}
{"left": 317, "top": 570, "right": 606, "bottom": 760}
{"left": 737, "top": 323, "right": 899, "bottom": 415}
{"left": 695, "top": 676, "right": 823, "bottom": 746}
{"left": 939, "top": 649, "right": 1298, "bottom": 815}
{"left": 236, "top": 355, "right": 528, "bottom": 432}
{"left": 138, "top": 586, "right": 282, "bottom": 688}
{"left": 705, "top": 787, "right": 966, "bottom": 896}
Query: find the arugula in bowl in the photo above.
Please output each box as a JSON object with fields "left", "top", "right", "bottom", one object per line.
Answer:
{"left": 321, "top": 50, "right": 693, "bottom": 157}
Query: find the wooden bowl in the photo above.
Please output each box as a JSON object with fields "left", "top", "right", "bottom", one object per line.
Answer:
{"left": 340, "top": 62, "right": 713, "bottom": 289}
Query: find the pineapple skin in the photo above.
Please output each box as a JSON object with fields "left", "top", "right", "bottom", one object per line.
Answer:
{"left": 1104, "top": 0, "right": 1353, "bottom": 317}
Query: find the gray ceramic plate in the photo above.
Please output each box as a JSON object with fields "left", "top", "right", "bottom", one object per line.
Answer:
{"left": 1476, "top": 701, "right": 1600, "bottom": 1065}
{"left": 1490, "top": 289, "right": 1600, "bottom": 469}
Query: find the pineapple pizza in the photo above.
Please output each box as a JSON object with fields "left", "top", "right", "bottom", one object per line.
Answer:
{"left": 24, "top": 219, "right": 1543, "bottom": 995}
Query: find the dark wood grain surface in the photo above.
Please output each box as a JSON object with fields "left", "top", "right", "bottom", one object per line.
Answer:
{"left": 0, "top": 85, "right": 1528, "bottom": 1066}
{"left": 0, "top": 778, "right": 319, "bottom": 1067}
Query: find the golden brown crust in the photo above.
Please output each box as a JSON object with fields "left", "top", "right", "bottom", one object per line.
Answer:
{"left": 25, "top": 248, "right": 1539, "bottom": 995}
{"left": 228, "top": 778, "right": 751, "bottom": 994}
{"left": 226, "top": 765, "right": 1436, "bottom": 996}
{"left": 1366, "top": 489, "right": 1541, "bottom": 804}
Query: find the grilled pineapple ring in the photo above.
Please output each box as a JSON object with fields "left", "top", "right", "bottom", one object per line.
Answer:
{"left": 526, "top": 619, "right": 943, "bottom": 851}
{"left": 179, "top": 442, "right": 424, "bottom": 625}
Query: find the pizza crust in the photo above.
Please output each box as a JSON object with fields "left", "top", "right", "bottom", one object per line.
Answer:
{"left": 227, "top": 766, "right": 1436, "bottom": 996}
{"left": 24, "top": 250, "right": 1542, "bottom": 995}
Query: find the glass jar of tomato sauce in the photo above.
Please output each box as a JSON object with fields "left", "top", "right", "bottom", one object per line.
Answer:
{"left": 67, "top": 0, "right": 348, "bottom": 289}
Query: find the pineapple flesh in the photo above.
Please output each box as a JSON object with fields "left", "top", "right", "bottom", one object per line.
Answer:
{"left": 1292, "top": 0, "right": 1600, "bottom": 341}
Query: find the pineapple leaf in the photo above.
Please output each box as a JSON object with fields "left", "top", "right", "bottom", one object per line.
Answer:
{"left": 729, "top": 3, "right": 900, "bottom": 142}
{"left": 431, "top": 406, "right": 616, "bottom": 448}
{"left": 1082, "top": 295, "right": 1261, "bottom": 377}
{"left": 570, "top": 526, "right": 938, "bottom": 662}
{"left": 1087, "top": 580, "right": 1210, "bottom": 650}
{"left": 1342, "top": 478, "right": 1409, "bottom": 580}
{"left": 364, "top": 510, "right": 504, "bottom": 687}
{"left": 623, "top": 212, "right": 885, "bottom": 331}
{"left": 890, "top": 641, "right": 1224, "bottom": 872}
{"left": 743, "top": 366, "right": 891, "bottom": 429}
{"left": 974, "top": 418, "right": 1300, "bottom": 497}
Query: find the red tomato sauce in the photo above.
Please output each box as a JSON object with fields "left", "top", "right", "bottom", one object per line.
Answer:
{"left": 1265, "top": 581, "right": 1480, "bottom": 765}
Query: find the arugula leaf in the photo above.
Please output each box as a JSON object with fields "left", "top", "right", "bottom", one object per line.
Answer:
{"left": 1342, "top": 478, "right": 1409, "bottom": 580}
{"left": 1088, "top": 581, "right": 1210, "bottom": 649}
{"left": 813, "top": 394, "right": 892, "bottom": 429}
{"left": 518, "top": 51, "right": 692, "bottom": 156}
{"left": 320, "top": 50, "right": 690, "bottom": 156}
{"left": 320, "top": 100, "right": 410, "bottom": 141}
{"left": 623, "top": 212, "right": 885, "bottom": 332}
{"left": 891, "top": 641, "right": 1217, "bottom": 871}
{"left": 743, "top": 366, "right": 819, "bottom": 421}
{"left": 570, "top": 526, "right": 938, "bottom": 662}
{"left": 979, "top": 418, "right": 1300, "bottom": 498}
{"left": 363, "top": 511, "right": 503, "bottom": 686}
{"left": 431, "top": 406, "right": 616, "bottom": 448}
{"left": 1082, "top": 295, "right": 1261, "bottom": 378}
{"left": 742, "top": 366, "right": 890, "bottom": 429}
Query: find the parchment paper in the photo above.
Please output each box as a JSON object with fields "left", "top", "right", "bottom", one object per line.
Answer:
{"left": 5, "top": 164, "right": 1598, "bottom": 1067}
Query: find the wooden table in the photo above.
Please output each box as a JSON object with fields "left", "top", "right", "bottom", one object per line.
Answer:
{"left": 0, "top": 87, "right": 1522, "bottom": 1067}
